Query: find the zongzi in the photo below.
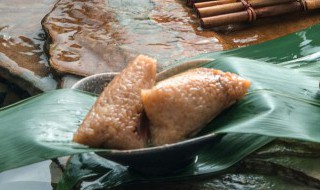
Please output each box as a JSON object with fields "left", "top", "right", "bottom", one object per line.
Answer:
{"left": 142, "top": 68, "right": 250, "bottom": 146}
{"left": 73, "top": 55, "right": 157, "bottom": 149}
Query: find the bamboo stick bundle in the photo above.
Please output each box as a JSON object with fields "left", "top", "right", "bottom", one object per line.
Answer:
{"left": 200, "top": 0, "right": 320, "bottom": 28}
{"left": 197, "top": 0, "right": 295, "bottom": 18}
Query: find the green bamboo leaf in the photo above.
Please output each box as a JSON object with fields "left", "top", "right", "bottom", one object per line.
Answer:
{"left": 201, "top": 57, "right": 320, "bottom": 143}
{"left": 192, "top": 25, "right": 320, "bottom": 78}
{"left": 0, "top": 89, "right": 98, "bottom": 172}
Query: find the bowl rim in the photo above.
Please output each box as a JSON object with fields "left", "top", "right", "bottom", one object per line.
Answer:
{"left": 71, "top": 72, "right": 119, "bottom": 90}
{"left": 96, "top": 132, "right": 217, "bottom": 156}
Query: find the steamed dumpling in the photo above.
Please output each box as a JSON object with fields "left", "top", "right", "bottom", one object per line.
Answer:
{"left": 141, "top": 68, "right": 250, "bottom": 146}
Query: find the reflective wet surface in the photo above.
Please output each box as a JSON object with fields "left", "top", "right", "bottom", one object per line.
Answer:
{"left": 43, "top": 0, "right": 224, "bottom": 76}
{"left": 1, "top": 0, "right": 319, "bottom": 81}
{"left": 0, "top": 161, "right": 53, "bottom": 190}
{"left": 112, "top": 0, "right": 224, "bottom": 69}
{"left": 42, "top": 0, "right": 320, "bottom": 77}
{"left": 218, "top": 11, "right": 320, "bottom": 49}
{"left": 0, "top": 0, "right": 57, "bottom": 94}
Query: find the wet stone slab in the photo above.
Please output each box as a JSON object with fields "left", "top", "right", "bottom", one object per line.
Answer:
{"left": 1, "top": 0, "right": 320, "bottom": 93}
{"left": 42, "top": 0, "right": 224, "bottom": 76}
{"left": 42, "top": 0, "right": 320, "bottom": 77}
{"left": 0, "top": 0, "right": 58, "bottom": 95}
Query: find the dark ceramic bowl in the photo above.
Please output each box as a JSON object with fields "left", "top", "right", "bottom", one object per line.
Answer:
{"left": 72, "top": 72, "right": 119, "bottom": 94}
{"left": 71, "top": 59, "right": 221, "bottom": 174}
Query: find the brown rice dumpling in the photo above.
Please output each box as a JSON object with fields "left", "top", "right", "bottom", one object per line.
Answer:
{"left": 73, "top": 55, "right": 157, "bottom": 149}
{"left": 141, "top": 68, "right": 251, "bottom": 146}
{"left": 74, "top": 55, "right": 250, "bottom": 149}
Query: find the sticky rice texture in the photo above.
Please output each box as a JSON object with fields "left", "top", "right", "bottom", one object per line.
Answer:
{"left": 73, "top": 55, "right": 157, "bottom": 149}
{"left": 141, "top": 68, "right": 250, "bottom": 146}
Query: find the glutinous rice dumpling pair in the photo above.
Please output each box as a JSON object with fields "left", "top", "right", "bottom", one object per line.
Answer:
{"left": 73, "top": 55, "right": 251, "bottom": 149}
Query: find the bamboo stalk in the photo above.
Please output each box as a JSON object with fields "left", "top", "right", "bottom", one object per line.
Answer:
{"left": 306, "top": 0, "right": 320, "bottom": 9}
{"left": 197, "top": 0, "right": 295, "bottom": 18}
{"left": 194, "top": 0, "right": 237, "bottom": 9}
{"left": 187, "top": 0, "right": 213, "bottom": 7}
{"left": 200, "top": 1, "right": 302, "bottom": 28}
